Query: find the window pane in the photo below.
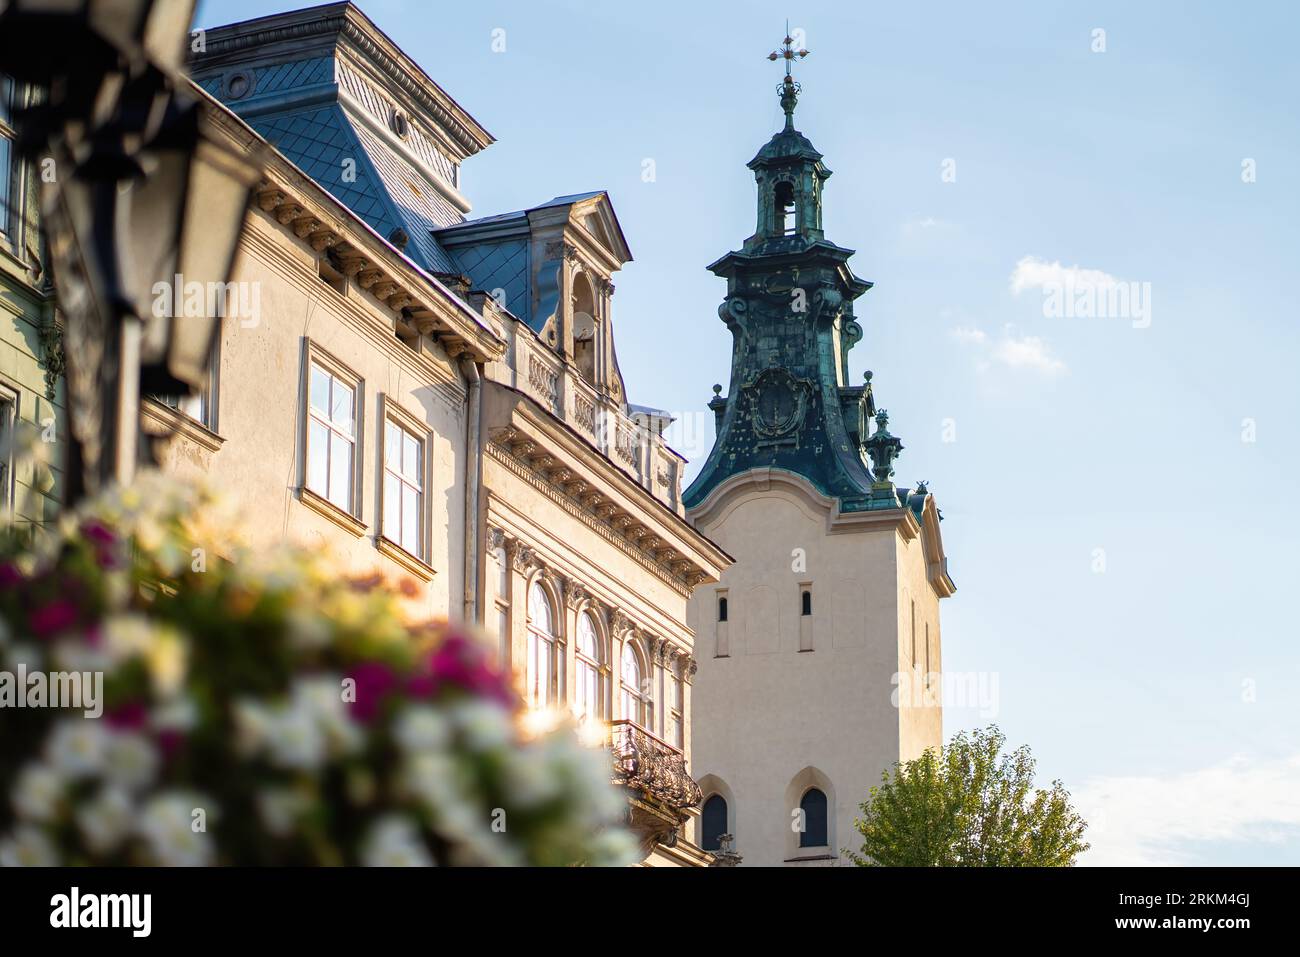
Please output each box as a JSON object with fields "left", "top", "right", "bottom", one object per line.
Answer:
{"left": 307, "top": 419, "right": 329, "bottom": 495}
{"left": 701, "top": 795, "right": 727, "bottom": 852}
{"left": 0, "top": 136, "right": 10, "bottom": 236}
{"left": 401, "top": 483, "right": 419, "bottom": 553}
{"left": 403, "top": 432, "right": 421, "bottom": 482}
{"left": 800, "top": 789, "right": 828, "bottom": 847}
{"left": 526, "top": 633, "right": 538, "bottom": 707}
{"left": 537, "top": 639, "right": 551, "bottom": 706}
{"left": 328, "top": 434, "right": 352, "bottom": 510}
{"left": 528, "top": 583, "right": 552, "bottom": 635}
{"left": 577, "top": 614, "right": 597, "bottom": 659}
{"left": 309, "top": 364, "right": 330, "bottom": 414}
{"left": 383, "top": 472, "right": 399, "bottom": 542}
{"left": 385, "top": 421, "right": 400, "bottom": 468}
{"left": 0, "top": 76, "right": 11, "bottom": 124}
{"left": 331, "top": 380, "right": 354, "bottom": 432}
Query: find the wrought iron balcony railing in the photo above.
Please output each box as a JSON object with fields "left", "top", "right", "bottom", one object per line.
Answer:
{"left": 609, "top": 719, "right": 703, "bottom": 812}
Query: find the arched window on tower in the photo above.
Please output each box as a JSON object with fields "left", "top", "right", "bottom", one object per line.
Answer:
{"left": 799, "top": 787, "right": 828, "bottom": 847}
{"left": 774, "top": 180, "right": 797, "bottom": 235}
{"left": 701, "top": 794, "right": 728, "bottom": 852}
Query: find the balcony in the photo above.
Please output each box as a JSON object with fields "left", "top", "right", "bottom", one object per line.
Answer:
{"left": 609, "top": 719, "right": 703, "bottom": 849}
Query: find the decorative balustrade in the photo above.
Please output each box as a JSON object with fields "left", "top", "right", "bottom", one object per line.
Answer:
{"left": 609, "top": 719, "right": 703, "bottom": 812}
{"left": 527, "top": 353, "right": 560, "bottom": 414}
{"left": 573, "top": 391, "right": 596, "bottom": 436}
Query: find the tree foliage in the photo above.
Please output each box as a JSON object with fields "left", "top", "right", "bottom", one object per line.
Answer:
{"left": 849, "top": 725, "right": 1089, "bottom": 867}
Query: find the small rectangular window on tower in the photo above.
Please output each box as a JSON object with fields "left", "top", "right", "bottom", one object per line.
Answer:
{"left": 801, "top": 588, "right": 812, "bottom": 616}
{"left": 717, "top": 594, "right": 728, "bottom": 622}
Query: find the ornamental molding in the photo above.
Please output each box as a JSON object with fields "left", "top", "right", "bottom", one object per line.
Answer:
{"left": 486, "top": 426, "right": 715, "bottom": 598}
{"left": 192, "top": 11, "right": 492, "bottom": 160}
{"left": 742, "top": 366, "right": 814, "bottom": 440}
{"left": 249, "top": 174, "right": 502, "bottom": 363}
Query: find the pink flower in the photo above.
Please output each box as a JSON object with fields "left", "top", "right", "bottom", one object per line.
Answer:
{"left": 347, "top": 661, "right": 398, "bottom": 722}
{"left": 80, "top": 520, "right": 116, "bottom": 546}
{"left": 29, "top": 600, "right": 78, "bottom": 638}
{"left": 0, "top": 562, "right": 22, "bottom": 589}
{"left": 426, "top": 634, "right": 515, "bottom": 707}
{"left": 105, "top": 702, "right": 149, "bottom": 729}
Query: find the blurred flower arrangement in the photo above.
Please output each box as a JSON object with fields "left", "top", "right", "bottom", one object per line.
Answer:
{"left": 0, "top": 470, "right": 635, "bottom": 866}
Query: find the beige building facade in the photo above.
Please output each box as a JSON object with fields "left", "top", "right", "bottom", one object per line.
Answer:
{"left": 158, "top": 3, "right": 727, "bottom": 865}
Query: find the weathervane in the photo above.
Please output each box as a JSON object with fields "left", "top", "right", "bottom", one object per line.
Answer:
{"left": 768, "top": 22, "right": 809, "bottom": 127}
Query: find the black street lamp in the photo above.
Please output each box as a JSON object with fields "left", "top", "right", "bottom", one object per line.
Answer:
{"left": 0, "top": 0, "right": 261, "bottom": 499}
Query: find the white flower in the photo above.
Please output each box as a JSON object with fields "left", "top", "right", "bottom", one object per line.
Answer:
{"left": 45, "top": 719, "right": 107, "bottom": 779}
{"left": 451, "top": 699, "right": 513, "bottom": 753}
{"left": 360, "top": 816, "right": 434, "bottom": 867}
{"left": 585, "top": 828, "right": 640, "bottom": 867}
{"left": 103, "top": 732, "right": 158, "bottom": 791}
{"left": 232, "top": 699, "right": 274, "bottom": 756}
{"left": 151, "top": 697, "right": 198, "bottom": 732}
{"left": 75, "top": 787, "right": 133, "bottom": 854}
{"left": 500, "top": 747, "right": 563, "bottom": 809}
{"left": 402, "top": 753, "right": 481, "bottom": 842}
{"left": 256, "top": 788, "right": 310, "bottom": 838}
{"left": 292, "top": 676, "right": 362, "bottom": 758}
{"left": 137, "top": 792, "right": 216, "bottom": 867}
{"left": 393, "top": 706, "right": 451, "bottom": 755}
{"left": 0, "top": 825, "right": 58, "bottom": 866}
{"left": 12, "top": 764, "right": 64, "bottom": 822}
{"left": 265, "top": 702, "right": 326, "bottom": 771}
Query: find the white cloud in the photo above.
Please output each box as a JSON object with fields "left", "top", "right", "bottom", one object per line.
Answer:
{"left": 991, "top": 334, "right": 1066, "bottom": 374}
{"left": 949, "top": 324, "right": 1066, "bottom": 375}
{"left": 1074, "top": 753, "right": 1300, "bottom": 866}
{"left": 1010, "top": 255, "right": 1121, "bottom": 296}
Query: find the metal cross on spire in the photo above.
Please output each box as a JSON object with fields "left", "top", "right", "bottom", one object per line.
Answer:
{"left": 767, "top": 22, "right": 809, "bottom": 78}
{"left": 768, "top": 22, "right": 809, "bottom": 128}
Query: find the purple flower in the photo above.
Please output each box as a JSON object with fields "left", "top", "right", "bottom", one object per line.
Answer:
{"left": 427, "top": 634, "right": 516, "bottom": 707}
{"left": 80, "top": 520, "right": 116, "bottom": 546}
{"left": 105, "top": 702, "right": 149, "bottom": 730}
{"left": 29, "top": 600, "right": 78, "bottom": 638}
{"left": 347, "top": 661, "right": 398, "bottom": 722}
{"left": 0, "top": 562, "right": 22, "bottom": 589}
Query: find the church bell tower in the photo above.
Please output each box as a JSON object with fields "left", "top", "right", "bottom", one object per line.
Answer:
{"left": 684, "top": 34, "right": 956, "bottom": 867}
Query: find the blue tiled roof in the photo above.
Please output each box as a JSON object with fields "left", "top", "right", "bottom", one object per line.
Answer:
{"left": 448, "top": 240, "right": 529, "bottom": 321}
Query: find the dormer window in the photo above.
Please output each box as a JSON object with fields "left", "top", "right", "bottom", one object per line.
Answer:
{"left": 571, "top": 272, "right": 598, "bottom": 385}
{"left": 775, "top": 180, "right": 797, "bottom": 235}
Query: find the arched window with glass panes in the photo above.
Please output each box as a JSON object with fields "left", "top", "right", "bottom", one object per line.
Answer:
{"left": 574, "top": 610, "right": 605, "bottom": 721}
{"left": 701, "top": 794, "right": 727, "bottom": 851}
{"left": 620, "top": 642, "right": 652, "bottom": 729}
{"left": 526, "top": 581, "right": 558, "bottom": 708}
{"left": 799, "top": 787, "right": 828, "bottom": 847}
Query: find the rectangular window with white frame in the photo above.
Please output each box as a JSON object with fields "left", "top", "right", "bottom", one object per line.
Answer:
{"left": 151, "top": 338, "right": 220, "bottom": 433}
{"left": 380, "top": 397, "right": 427, "bottom": 563}
{"left": 0, "top": 383, "right": 17, "bottom": 514}
{"left": 667, "top": 672, "right": 684, "bottom": 750}
{"left": 1, "top": 74, "right": 17, "bottom": 241}
{"left": 303, "top": 345, "right": 362, "bottom": 518}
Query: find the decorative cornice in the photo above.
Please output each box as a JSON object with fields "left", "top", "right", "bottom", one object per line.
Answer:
{"left": 248, "top": 174, "right": 502, "bottom": 363}
{"left": 191, "top": 5, "right": 493, "bottom": 160}
{"left": 486, "top": 428, "right": 708, "bottom": 597}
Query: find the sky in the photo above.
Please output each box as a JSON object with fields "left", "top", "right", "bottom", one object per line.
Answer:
{"left": 196, "top": 0, "right": 1300, "bottom": 866}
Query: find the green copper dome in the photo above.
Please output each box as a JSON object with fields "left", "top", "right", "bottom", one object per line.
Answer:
{"left": 684, "top": 76, "right": 904, "bottom": 514}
